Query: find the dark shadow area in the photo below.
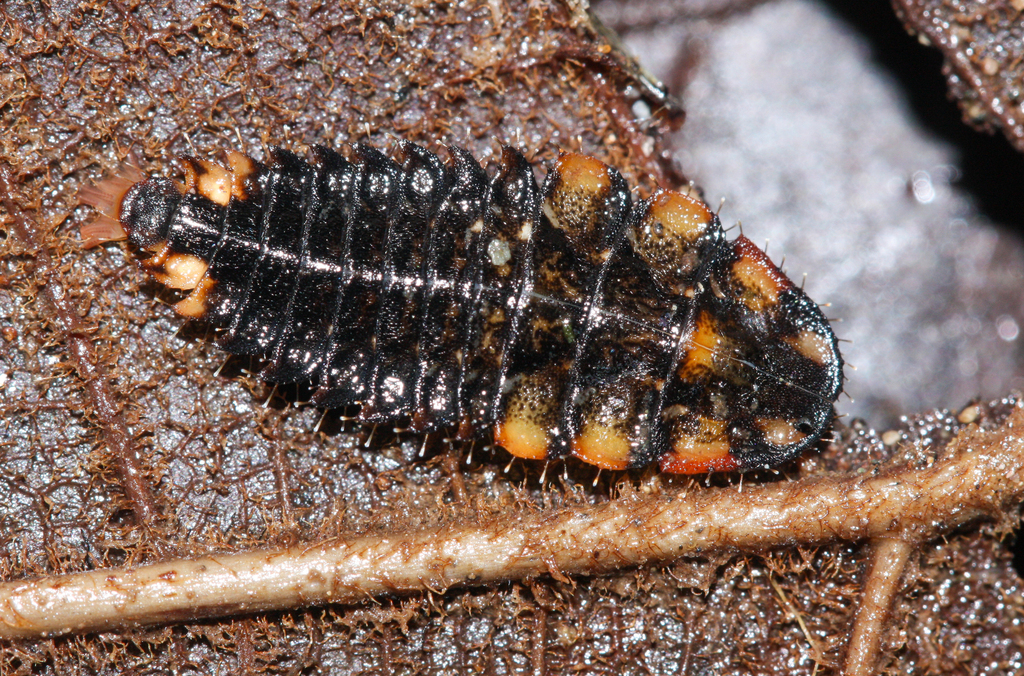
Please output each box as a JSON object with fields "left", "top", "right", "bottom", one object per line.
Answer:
{"left": 824, "top": 0, "right": 1024, "bottom": 233}
{"left": 1015, "top": 534, "right": 1024, "bottom": 582}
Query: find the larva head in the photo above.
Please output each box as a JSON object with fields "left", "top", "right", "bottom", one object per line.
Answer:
{"left": 657, "top": 237, "right": 844, "bottom": 474}
{"left": 119, "top": 177, "right": 184, "bottom": 249}
{"left": 629, "top": 189, "right": 724, "bottom": 295}
{"left": 80, "top": 152, "right": 257, "bottom": 250}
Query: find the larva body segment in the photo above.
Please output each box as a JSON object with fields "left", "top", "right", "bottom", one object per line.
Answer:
{"left": 89, "top": 142, "right": 843, "bottom": 474}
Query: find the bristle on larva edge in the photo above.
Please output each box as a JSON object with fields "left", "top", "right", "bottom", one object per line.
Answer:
{"left": 78, "top": 167, "right": 146, "bottom": 248}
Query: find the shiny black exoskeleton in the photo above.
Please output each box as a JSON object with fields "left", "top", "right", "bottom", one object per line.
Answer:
{"left": 111, "top": 142, "right": 844, "bottom": 473}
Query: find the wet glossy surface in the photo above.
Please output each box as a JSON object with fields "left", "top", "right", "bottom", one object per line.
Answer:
{"left": 114, "top": 143, "right": 843, "bottom": 472}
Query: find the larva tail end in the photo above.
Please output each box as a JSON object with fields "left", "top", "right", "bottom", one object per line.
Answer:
{"left": 78, "top": 167, "right": 147, "bottom": 247}
{"left": 80, "top": 214, "right": 128, "bottom": 249}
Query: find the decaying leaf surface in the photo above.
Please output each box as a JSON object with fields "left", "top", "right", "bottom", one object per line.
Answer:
{"left": 894, "top": 0, "right": 1024, "bottom": 154}
{"left": 2, "top": 0, "right": 1024, "bottom": 674}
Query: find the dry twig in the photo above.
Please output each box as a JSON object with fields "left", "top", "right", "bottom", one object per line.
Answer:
{"left": 2, "top": 404, "right": 1022, "bottom": 641}
{"left": 843, "top": 537, "right": 915, "bottom": 676}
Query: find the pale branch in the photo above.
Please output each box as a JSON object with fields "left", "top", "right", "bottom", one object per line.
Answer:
{"left": 843, "top": 537, "right": 914, "bottom": 676}
{"left": 2, "top": 405, "right": 1024, "bottom": 640}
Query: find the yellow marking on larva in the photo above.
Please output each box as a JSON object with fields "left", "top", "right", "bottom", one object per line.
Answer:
{"left": 647, "top": 188, "right": 714, "bottom": 241}
{"left": 670, "top": 436, "right": 730, "bottom": 462}
{"left": 681, "top": 311, "right": 725, "bottom": 375}
{"left": 757, "top": 418, "right": 808, "bottom": 446}
{"left": 572, "top": 420, "right": 631, "bottom": 470}
{"left": 141, "top": 241, "right": 172, "bottom": 269}
{"left": 541, "top": 202, "right": 562, "bottom": 231}
{"left": 731, "top": 237, "right": 790, "bottom": 312}
{"left": 185, "top": 158, "right": 233, "bottom": 206}
{"left": 554, "top": 152, "right": 611, "bottom": 193}
{"left": 786, "top": 330, "right": 834, "bottom": 366}
{"left": 660, "top": 417, "right": 738, "bottom": 473}
{"left": 226, "top": 151, "right": 256, "bottom": 200}
{"left": 661, "top": 403, "right": 690, "bottom": 420}
{"left": 518, "top": 221, "right": 533, "bottom": 241}
{"left": 198, "top": 163, "right": 232, "bottom": 206}
{"left": 174, "top": 277, "right": 217, "bottom": 318}
{"left": 494, "top": 415, "right": 550, "bottom": 461}
{"left": 161, "top": 253, "right": 209, "bottom": 290}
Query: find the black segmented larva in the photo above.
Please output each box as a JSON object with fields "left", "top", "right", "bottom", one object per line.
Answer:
{"left": 80, "top": 141, "right": 843, "bottom": 473}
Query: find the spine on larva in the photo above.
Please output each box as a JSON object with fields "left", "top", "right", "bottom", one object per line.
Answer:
{"left": 82, "top": 142, "right": 844, "bottom": 474}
